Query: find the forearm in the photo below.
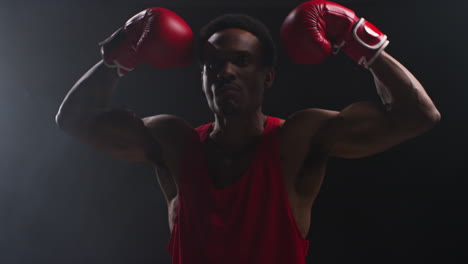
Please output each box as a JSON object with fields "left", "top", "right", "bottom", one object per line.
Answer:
{"left": 369, "top": 51, "right": 441, "bottom": 129}
{"left": 56, "top": 60, "right": 120, "bottom": 128}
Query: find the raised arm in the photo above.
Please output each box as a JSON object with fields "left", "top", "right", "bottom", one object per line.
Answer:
{"left": 281, "top": 0, "right": 440, "bottom": 159}
{"left": 323, "top": 51, "right": 440, "bottom": 158}
{"left": 56, "top": 7, "right": 194, "bottom": 164}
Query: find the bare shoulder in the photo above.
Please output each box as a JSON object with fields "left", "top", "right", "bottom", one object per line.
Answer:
{"left": 280, "top": 108, "right": 339, "bottom": 142}
{"left": 142, "top": 114, "right": 198, "bottom": 166}
{"left": 143, "top": 114, "right": 196, "bottom": 139}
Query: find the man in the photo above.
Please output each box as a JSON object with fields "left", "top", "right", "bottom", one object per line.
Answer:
{"left": 56, "top": 1, "right": 440, "bottom": 263}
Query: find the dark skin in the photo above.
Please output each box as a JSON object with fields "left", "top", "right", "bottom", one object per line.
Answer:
{"left": 56, "top": 28, "right": 440, "bottom": 239}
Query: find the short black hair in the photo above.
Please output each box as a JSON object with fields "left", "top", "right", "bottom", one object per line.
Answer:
{"left": 198, "top": 14, "right": 276, "bottom": 68}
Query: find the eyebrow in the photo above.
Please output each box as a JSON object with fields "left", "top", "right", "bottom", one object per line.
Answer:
{"left": 209, "top": 50, "right": 252, "bottom": 59}
{"left": 233, "top": 50, "right": 251, "bottom": 56}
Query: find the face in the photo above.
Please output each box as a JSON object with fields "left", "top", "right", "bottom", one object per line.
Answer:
{"left": 201, "top": 28, "right": 274, "bottom": 116}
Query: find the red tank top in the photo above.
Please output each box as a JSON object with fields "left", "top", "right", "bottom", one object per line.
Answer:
{"left": 167, "top": 116, "right": 309, "bottom": 263}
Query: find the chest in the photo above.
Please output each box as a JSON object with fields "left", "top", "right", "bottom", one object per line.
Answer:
{"left": 205, "top": 146, "right": 257, "bottom": 189}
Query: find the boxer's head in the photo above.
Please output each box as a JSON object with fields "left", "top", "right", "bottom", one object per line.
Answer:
{"left": 198, "top": 14, "right": 276, "bottom": 117}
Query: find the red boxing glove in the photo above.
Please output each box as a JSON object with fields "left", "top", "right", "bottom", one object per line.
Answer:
{"left": 280, "top": 0, "right": 389, "bottom": 68}
{"left": 100, "top": 7, "right": 193, "bottom": 76}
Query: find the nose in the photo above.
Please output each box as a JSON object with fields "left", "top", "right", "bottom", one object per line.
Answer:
{"left": 216, "top": 61, "right": 236, "bottom": 82}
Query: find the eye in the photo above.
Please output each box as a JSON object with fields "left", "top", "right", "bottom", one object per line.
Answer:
{"left": 234, "top": 55, "right": 250, "bottom": 66}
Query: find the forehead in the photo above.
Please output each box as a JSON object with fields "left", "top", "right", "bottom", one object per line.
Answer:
{"left": 205, "top": 28, "right": 261, "bottom": 55}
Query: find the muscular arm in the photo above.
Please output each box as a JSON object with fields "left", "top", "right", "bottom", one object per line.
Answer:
{"left": 280, "top": 51, "right": 440, "bottom": 201}
{"left": 56, "top": 7, "right": 193, "bottom": 166}
{"left": 321, "top": 51, "right": 441, "bottom": 158}
{"left": 281, "top": 1, "right": 441, "bottom": 203}
{"left": 280, "top": 0, "right": 441, "bottom": 160}
{"left": 56, "top": 61, "right": 166, "bottom": 164}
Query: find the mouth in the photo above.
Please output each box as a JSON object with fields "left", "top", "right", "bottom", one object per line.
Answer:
{"left": 215, "top": 83, "right": 240, "bottom": 94}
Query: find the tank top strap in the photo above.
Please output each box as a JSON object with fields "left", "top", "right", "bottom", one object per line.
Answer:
{"left": 264, "top": 116, "right": 281, "bottom": 132}
{"left": 195, "top": 122, "right": 213, "bottom": 142}
{"left": 261, "top": 116, "right": 282, "bottom": 146}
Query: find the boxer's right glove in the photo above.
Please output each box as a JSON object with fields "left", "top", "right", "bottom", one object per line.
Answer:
{"left": 280, "top": 0, "right": 389, "bottom": 68}
{"left": 100, "top": 7, "right": 193, "bottom": 76}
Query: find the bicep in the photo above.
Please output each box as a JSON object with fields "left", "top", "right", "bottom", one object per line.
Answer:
{"left": 324, "top": 101, "right": 410, "bottom": 159}
{"left": 61, "top": 108, "right": 161, "bottom": 163}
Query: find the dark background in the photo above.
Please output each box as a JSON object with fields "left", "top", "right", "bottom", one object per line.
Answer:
{"left": 0, "top": 0, "right": 466, "bottom": 263}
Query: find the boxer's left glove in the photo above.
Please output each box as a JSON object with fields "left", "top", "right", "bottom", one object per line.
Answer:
{"left": 280, "top": 0, "right": 389, "bottom": 68}
{"left": 100, "top": 7, "right": 193, "bottom": 76}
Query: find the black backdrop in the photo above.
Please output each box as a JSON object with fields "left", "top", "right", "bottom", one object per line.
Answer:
{"left": 0, "top": 0, "right": 466, "bottom": 263}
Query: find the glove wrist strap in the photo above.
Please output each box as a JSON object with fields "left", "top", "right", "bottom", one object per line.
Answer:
{"left": 99, "top": 27, "right": 138, "bottom": 76}
{"left": 335, "top": 18, "right": 390, "bottom": 69}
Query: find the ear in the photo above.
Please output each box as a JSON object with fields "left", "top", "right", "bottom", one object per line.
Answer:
{"left": 264, "top": 67, "right": 275, "bottom": 89}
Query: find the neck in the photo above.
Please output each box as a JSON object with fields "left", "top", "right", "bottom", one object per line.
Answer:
{"left": 209, "top": 110, "right": 267, "bottom": 154}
